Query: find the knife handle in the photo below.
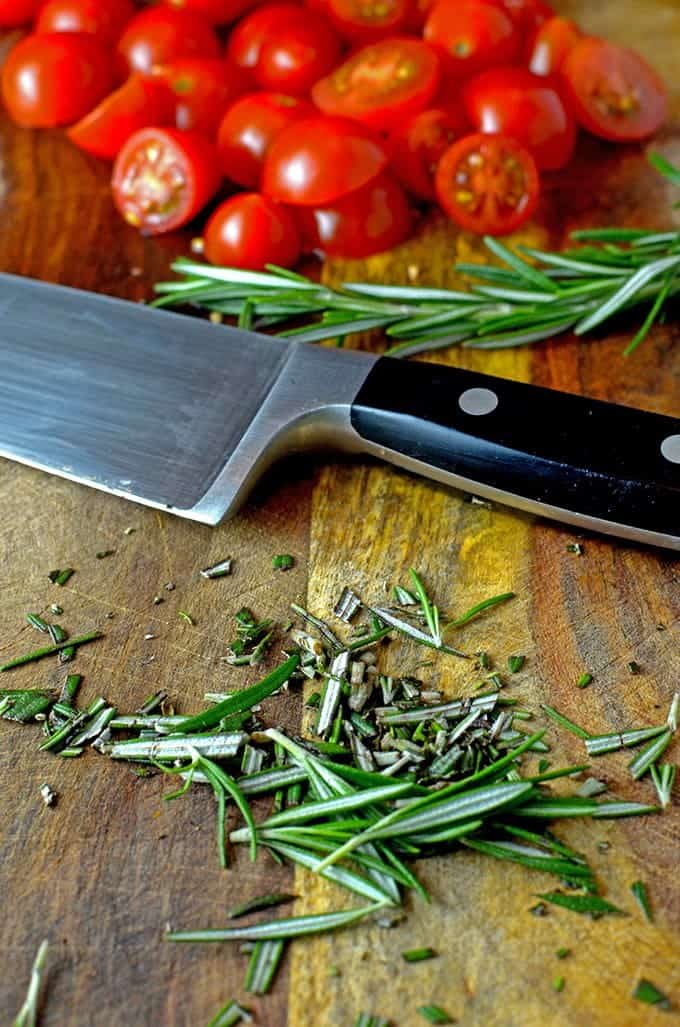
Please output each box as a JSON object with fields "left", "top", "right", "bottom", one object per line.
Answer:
{"left": 349, "top": 357, "right": 680, "bottom": 550}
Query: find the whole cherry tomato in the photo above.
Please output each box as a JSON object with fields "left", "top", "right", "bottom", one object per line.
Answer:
{"left": 562, "top": 37, "right": 667, "bottom": 142}
{"left": 262, "top": 114, "right": 388, "bottom": 205}
{"left": 218, "top": 91, "right": 315, "bottom": 187}
{"left": 36, "top": 0, "right": 135, "bottom": 45}
{"left": 68, "top": 74, "right": 176, "bottom": 160}
{"left": 161, "top": 0, "right": 261, "bottom": 24}
{"left": 118, "top": 7, "right": 220, "bottom": 75}
{"left": 255, "top": 13, "right": 341, "bottom": 95}
{"left": 389, "top": 107, "right": 466, "bottom": 200}
{"left": 0, "top": 0, "right": 41, "bottom": 27}
{"left": 226, "top": 4, "right": 307, "bottom": 75}
{"left": 325, "top": 0, "right": 410, "bottom": 43}
{"left": 112, "top": 127, "right": 222, "bottom": 234}
{"left": 204, "top": 192, "right": 301, "bottom": 268}
{"left": 464, "top": 67, "right": 576, "bottom": 170}
{"left": 296, "top": 171, "right": 412, "bottom": 257}
{"left": 2, "top": 32, "right": 115, "bottom": 127}
{"left": 498, "top": 0, "right": 552, "bottom": 34}
{"left": 435, "top": 131, "right": 539, "bottom": 236}
{"left": 155, "top": 58, "right": 245, "bottom": 136}
{"left": 312, "top": 38, "right": 441, "bottom": 132}
{"left": 424, "top": 0, "right": 520, "bottom": 81}
{"left": 528, "top": 15, "right": 581, "bottom": 76}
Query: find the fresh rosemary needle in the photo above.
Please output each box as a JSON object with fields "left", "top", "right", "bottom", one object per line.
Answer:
{"left": 13, "top": 939, "right": 48, "bottom": 1027}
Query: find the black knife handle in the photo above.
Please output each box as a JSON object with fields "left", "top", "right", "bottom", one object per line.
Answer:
{"left": 349, "top": 357, "right": 680, "bottom": 549}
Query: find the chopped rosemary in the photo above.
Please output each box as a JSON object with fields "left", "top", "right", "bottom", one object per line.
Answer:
{"left": 507, "top": 655, "right": 525, "bottom": 674}
{"left": 201, "top": 558, "right": 233, "bottom": 579}
{"left": 272, "top": 554, "right": 294, "bottom": 571}
{"left": 244, "top": 939, "right": 285, "bottom": 994}
{"left": 628, "top": 729, "right": 673, "bottom": 780}
{"left": 228, "top": 893, "right": 297, "bottom": 919}
{"left": 96, "top": 549, "right": 115, "bottom": 559}
{"left": 537, "top": 892, "right": 624, "bottom": 917}
{"left": 0, "top": 631, "right": 102, "bottom": 671}
{"left": 630, "top": 881, "right": 653, "bottom": 922}
{"left": 447, "top": 592, "right": 515, "bottom": 628}
{"left": 178, "top": 610, "right": 195, "bottom": 625}
{"left": 50, "top": 604, "right": 63, "bottom": 615}
{"left": 552, "top": 976, "right": 565, "bottom": 993}
{"left": 585, "top": 725, "right": 667, "bottom": 757}
{"left": 555, "top": 947, "right": 571, "bottom": 960}
{"left": 26, "top": 613, "right": 49, "bottom": 633}
{"left": 402, "top": 948, "right": 437, "bottom": 963}
{"left": 167, "top": 904, "right": 384, "bottom": 943}
{"left": 12, "top": 939, "right": 48, "bottom": 1027}
{"left": 205, "top": 999, "right": 252, "bottom": 1027}
{"left": 541, "top": 705, "right": 589, "bottom": 740}
{"left": 576, "top": 673, "right": 593, "bottom": 689}
{"left": 627, "top": 661, "right": 641, "bottom": 675}
{"left": 650, "top": 763, "right": 676, "bottom": 808}
{"left": 48, "top": 568, "right": 74, "bottom": 586}
{"left": 417, "top": 1005, "right": 453, "bottom": 1024}
{"left": 632, "top": 979, "right": 671, "bottom": 1010}
{"left": 0, "top": 689, "right": 54, "bottom": 722}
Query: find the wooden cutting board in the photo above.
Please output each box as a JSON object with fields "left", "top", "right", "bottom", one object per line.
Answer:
{"left": 0, "top": 3, "right": 678, "bottom": 1024}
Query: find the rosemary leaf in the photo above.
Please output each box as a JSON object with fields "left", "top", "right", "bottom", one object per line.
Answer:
{"left": 26, "top": 613, "right": 49, "bottom": 633}
{"left": 628, "top": 729, "right": 673, "bottom": 780}
{"left": 228, "top": 893, "right": 297, "bottom": 919}
{"left": 538, "top": 892, "right": 625, "bottom": 917}
{"left": 12, "top": 939, "right": 48, "bottom": 1027}
{"left": 650, "top": 763, "right": 676, "bottom": 808}
{"left": 402, "top": 948, "right": 437, "bottom": 963}
{"left": 167, "top": 903, "right": 385, "bottom": 943}
{"left": 576, "top": 673, "right": 593, "bottom": 689}
{"left": 585, "top": 725, "right": 667, "bottom": 756}
{"left": 632, "top": 978, "right": 672, "bottom": 1010}
{"left": 0, "top": 689, "right": 54, "bottom": 722}
{"left": 541, "top": 705, "right": 589, "bottom": 740}
{"left": 630, "top": 881, "right": 653, "bottom": 922}
{"left": 244, "top": 939, "right": 285, "bottom": 995}
{"left": 205, "top": 999, "right": 252, "bottom": 1027}
{"left": 417, "top": 1005, "right": 453, "bottom": 1024}
{"left": 447, "top": 592, "right": 515, "bottom": 628}
{"left": 507, "top": 655, "right": 525, "bottom": 674}
{"left": 0, "top": 631, "right": 102, "bottom": 672}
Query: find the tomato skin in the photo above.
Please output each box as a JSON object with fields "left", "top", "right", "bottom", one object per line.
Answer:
{"left": 2, "top": 32, "right": 116, "bottom": 128}
{"left": 118, "top": 7, "right": 220, "bottom": 76}
{"left": 325, "top": 0, "right": 410, "bottom": 44}
{"left": 311, "top": 37, "right": 441, "bottom": 132}
{"left": 0, "top": 0, "right": 40, "bottom": 27}
{"left": 435, "top": 131, "right": 539, "bottom": 236}
{"left": 36, "top": 0, "right": 135, "bottom": 45}
{"left": 204, "top": 192, "right": 301, "bottom": 269}
{"left": 68, "top": 74, "right": 175, "bottom": 160}
{"left": 296, "top": 171, "right": 412, "bottom": 257}
{"left": 262, "top": 114, "right": 388, "bottom": 205}
{"left": 226, "top": 4, "right": 307, "bottom": 75}
{"left": 424, "top": 0, "right": 520, "bottom": 81}
{"left": 498, "top": 0, "right": 552, "bottom": 33}
{"left": 154, "top": 58, "right": 245, "bottom": 136}
{"left": 161, "top": 0, "right": 261, "bottom": 24}
{"left": 389, "top": 107, "right": 465, "bottom": 200}
{"left": 562, "top": 37, "right": 667, "bottom": 143}
{"left": 218, "top": 91, "right": 315, "bottom": 187}
{"left": 464, "top": 67, "right": 576, "bottom": 171}
{"left": 528, "top": 16, "right": 581, "bottom": 76}
{"left": 255, "top": 13, "right": 341, "bottom": 95}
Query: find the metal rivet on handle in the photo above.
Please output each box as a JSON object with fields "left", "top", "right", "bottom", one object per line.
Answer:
{"left": 458, "top": 387, "right": 499, "bottom": 416}
{"left": 660, "top": 434, "right": 680, "bottom": 464}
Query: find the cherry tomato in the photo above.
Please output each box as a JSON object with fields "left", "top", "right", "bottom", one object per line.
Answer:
{"left": 36, "top": 0, "right": 135, "bottom": 45}
{"left": 154, "top": 58, "right": 245, "bottom": 136}
{"left": 562, "top": 37, "right": 667, "bottom": 143}
{"left": 435, "top": 132, "right": 539, "bottom": 236}
{"left": 68, "top": 74, "right": 175, "bottom": 160}
{"left": 204, "top": 192, "right": 301, "bottom": 268}
{"left": 296, "top": 171, "right": 412, "bottom": 257}
{"left": 312, "top": 38, "right": 441, "bottom": 132}
{"left": 528, "top": 16, "right": 581, "bottom": 76}
{"left": 112, "top": 127, "right": 222, "bottom": 235}
{"left": 161, "top": 0, "right": 261, "bottom": 24}
{"left": 424, "top": 0, "right": 520, "bottom": 81}
{"left": 498, "top": 0, "right": 552, "bottom": 33}
{"left": 2, "top": 32, "right": 115, "bottom": 128}
{"left": 262, "top": 114, "right": 388, "bottom": 205}
{"left": 118, "top": 7, "right": 220, "bottom": 76}
{"left": 389, "top": 107, "right": 465, "bottom": 200}
{"left": 464, "top": 67, "right": 575, "bottom": 170}
{"left": 218, "top": 91, "right": 314, "bottom": 187}
{"left": 226, "top": 4, "right": 307, "bottom": 75}
{"left": 0, "top": 0, "right": 40, "bottom": 27}
{"left": 325, "top": 0, "right": 410, "bottom": 43}
{"left": 255, "top": 13, "right": 341, "bottom": 95}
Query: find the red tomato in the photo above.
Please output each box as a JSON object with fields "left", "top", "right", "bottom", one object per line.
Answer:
{"left": 155, "top": 58, "right": 244, "bottom": 136}
{"left": 161, "top": 0, "right": 261, "bottom": 24}
{"left": 562, "top": 37, "right": 667, "bottom": 143}
{"left": 111, "top": 127, "right": 222, "bottom": 235}
{"left": 118, "top": 7, "right": 220, "bottom": 76}
{"left": 262, "top": 114, "right": 388, "bottom": 205}
{"left": 424, "top": 0, "right": 520, "bottom": 81}
{"left": 204, "top": 193, "right": 301, "bottom": 268}
{"left": 435, "top": 132, "right": 539, "bottom": 236}
{"left": 226, "top": 4, "right": 307, "bottom": 74}
{"left": 325, "top": 0, "right": 410, "bottom": 43}
{"left": 218, "top": 91, "right": 315, "bottom": 187}
{"left": 389, "top": 107, "right": 465, "bottom": 200}
{"left": 68, "top": 74, "right": 175, "bottom": 160}
{"left": 498, "top": 0, "right": 552, "bottom": 32}
{"left": 0, "top": 0, "right": 40, "bottom": 27}
{"left": 528, "top": 16, "right": 581, "bottom": 76}
{"left": 296, "top": 171, "right": 412, "bottom": 257}
{"left": 255, "top": 13, "right": 341, "bottom": 95}
{"left": 2, "top": 32, "right": 115, "bottom": 127}
{"left": 464, "top": 67, "right": 575, "bottom": 170}
{"left": 312, "top": 38, "right": 441, "bottom": 132}
{"left": 36, "top": 0, "right": 135, "bottom": 45}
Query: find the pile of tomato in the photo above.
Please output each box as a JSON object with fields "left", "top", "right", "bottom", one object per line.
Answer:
{"left": 0, "top": 0, "right": 668, "bottom": 269}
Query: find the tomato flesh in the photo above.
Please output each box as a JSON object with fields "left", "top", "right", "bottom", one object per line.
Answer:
{"left": 326, "top": 0, "right": 410, "bottom": 43}
{"left": 464, "top": 67, "right": 576, "bottom": 170}
{"left": 562, "top": 37, "right": 668, "bottom": 142}
{"left": 2, "top": 32, "right": 115, "bottom": 127}
{"left": 156, "top": 58, "right": 245, "bottom": 136}
{"left": 218, "top": 92, "right": 315, "bottom": 188}
{"left": 262, "top": 114, "right": 388, "bottom": 205}
{"left": 0, "top": 0, "right": 41, "bottom": 27}
{"left": 528, "top": 15, "right": 581, "bottom": 76}
{"left": 312, "top": 37, "right": 441, "bottom": 131}
{"left": 424, "top": 0, "right": 519, "bottom": 81}
{"left": 204, "top": 192, "right": 301, "bottom": 268}
{"left": 118, "top": 7, "right": 220, "bottom": 75}
{"left": 255, "top": 13, "right": 341, "bottom": 95}
{"left": 161, "top": 0, "right": 261, "bottom": 24}
{"left": 112, "top": 127, "right": 222, "bottom": 235}
{"left": 435, "top": 131, "right": 539, "bottom": 235}
{"left": 389, "top": 107, "right": 465, "bottom": 200}
{"left": 68, "top": 74, "right": 175, "bottom": 160}
{"left": 36, "top": 0, "right": 135, "bottom": 45}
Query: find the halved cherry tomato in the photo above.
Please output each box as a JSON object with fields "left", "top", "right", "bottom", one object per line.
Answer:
{"left": 464, "top": 67, "right": 575, "bottom": 170}
{"left": 255, "top": 13, "right": 341, "bottom": 95}
{"left": 118, "top": 7, "right": 220, "bottom": 75}
{"left": 204, "top": 192, "right": 301, "bottom": 268}
{"left": 528, "top": 16, "right": 581, "bottom": 76}
{"left": 389, "top": 107, "right": 466, "bottom": 200}
{"left": 325, "top": 0, "right": 410, "bottom": 43}
{"left": 218, "top": 91, "right": 315, "bottom": 187}
{"left": 68, "top": 74, "right": 175, "bottom": 159}
{"left": 424, "top": 0, "right": 519, "bottom": 81}
{"left": 112, "top": 127, "right": 222, "bottom": 235}
{"left": 296, "top": 171, "right": 412, "bottom": 257}
{"left": 312, "top": 38, "right": 440, "bottom": 132}
{"left": 155, "top": 58, "right": 245, "bottom": 136}
{"left": 262, "top": 114, "right": 388, "bottom": 205}
{"left": 162, "top": 0, "right": 261, "bottom": 24}
{"left": 2, "top": 32, "right": 115, "bottom": 127}
{"left": 0, "top": 0, "right": 41, "bottom": 27}
{"left": 562, "top": 37, "right": 667, "bottom": 142}
{"left": 435, "top": 132, "right": 539, "bottom": 236}
{"left": 36, "top": 0, "right": 135, "bottom": 45}
{"left": 226, "top": 4, "right": 307, "bottom": 75}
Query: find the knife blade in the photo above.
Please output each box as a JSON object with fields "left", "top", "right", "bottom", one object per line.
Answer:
{"left": 0, "top": 273, "right": 677, "bottom": 550}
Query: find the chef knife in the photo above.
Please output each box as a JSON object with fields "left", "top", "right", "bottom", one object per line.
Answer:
{"left": 0, "top": 273, "right": 677, "bottom": 550}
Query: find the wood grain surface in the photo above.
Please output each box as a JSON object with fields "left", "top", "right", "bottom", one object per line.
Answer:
{"left": 0, "top": 3, "right": 679, "bottom": 1025}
